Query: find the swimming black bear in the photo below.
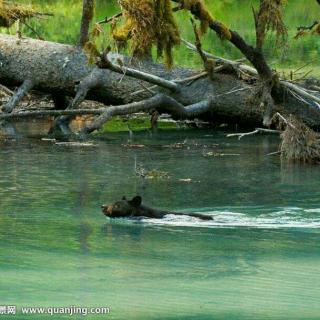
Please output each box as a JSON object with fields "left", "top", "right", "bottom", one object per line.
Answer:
{"left": 102, "top": 196, "right": 213, "bottom": 221}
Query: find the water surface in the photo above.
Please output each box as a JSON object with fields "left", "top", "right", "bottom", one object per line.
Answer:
{"left": 0, "top": 130, "right": 320, "bottom": 319}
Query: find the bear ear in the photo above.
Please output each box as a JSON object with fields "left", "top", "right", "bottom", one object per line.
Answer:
{"left": 122, "top": 196, "right": 127, "bottom": 200}
{"left": 129, "top": 196, "right": 142, "bottom": 207}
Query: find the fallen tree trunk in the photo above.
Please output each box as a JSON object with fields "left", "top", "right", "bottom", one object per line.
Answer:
{"left": 0, "top": 34, "right": 320, "bottom": 133}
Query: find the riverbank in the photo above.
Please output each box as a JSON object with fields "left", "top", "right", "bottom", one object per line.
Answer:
{"left": 2, "top": 0, "right": 319, "bottom": 76}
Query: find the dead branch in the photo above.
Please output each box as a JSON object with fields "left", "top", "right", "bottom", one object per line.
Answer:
{"left": 67, "top": 69, "right": 104, "bottom": 110}
{"left": 183, "top": 39, "right": 320, "bottom": 111}
{"left": 297, "top": 21, "right": 319, "bottom": 31}
{"left": 267, "top": 150, "right": 282, "bottom": 156}
{"left": 130, "top": 71, "right": 208, "bottom": 97}
{"left": 53, "top": 49, "right": 183, "bottom": 132}
{"left": 0, "top": 108, "right": 104, "bottom": 120}
{"left": 172, "top": 0, "right": 274, "bottom": 81}
{"left": 175, "top": 71, "right": 209, "bottom": 84}
{"left": 294, "top": 21, "right": 320, "bottom": 39}
{"left": 1, "top": 33, "right": 319, "bottom": 138}
{"left": 98, "top": 13, "right": 122, "bottom": 25}
{"left": 190, "top": 19, "right": 217, "bottom": 80}
{"left": 182, "top": 39, "right": 258, "bottom": 77}
{"left": 0, "top": 83, "right": 14, "bottom": 96}
{"left": 310, "top": 86, "right": 320, "bottom": 92}
{"left": 275, "top": 112, "right": 296, "bottom": 130}
{"left": 227, "top": 128, "right": 280, "bottom": 140}
{"left": 2, "top": 79, "right": 34, "bottom": 113}
{"left": 82, "top": 93, "right": 212, "bottom": 133}
{"left": 21, "top": 20, "right": 44, "bottom": 40}
{"left": 99, "top": 51, "right": 180, "bottom": 92}
{"left": 282, "top": 81, "right": 320, "bottom": 106}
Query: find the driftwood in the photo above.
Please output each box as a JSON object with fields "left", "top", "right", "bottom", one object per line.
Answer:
{"left": 0, "top": 34, "right": 320, "bottom": 135}
{"left": 0, "top": 83, "right": 13, "bottom": 95}
{"left": 227, "top": 128, "right": 280, "bottom": 140}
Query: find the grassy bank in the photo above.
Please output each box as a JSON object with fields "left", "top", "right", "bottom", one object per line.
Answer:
{"left": 1, "top": 0, "right": 319, "bottom": 76}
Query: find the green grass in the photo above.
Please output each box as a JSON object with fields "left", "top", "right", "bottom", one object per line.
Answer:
{"left": 3, "top": 0, "right": 318, "bottom": 76}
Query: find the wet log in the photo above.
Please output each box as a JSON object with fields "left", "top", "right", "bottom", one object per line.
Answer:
{"left": 0, "top": 33, "right": 320, "bottom": 131}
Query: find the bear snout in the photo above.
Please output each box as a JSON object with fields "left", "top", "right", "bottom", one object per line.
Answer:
{"left": 101, "top": 205, "right": 108, "bottom": 214}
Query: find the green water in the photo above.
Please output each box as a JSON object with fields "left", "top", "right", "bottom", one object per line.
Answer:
{"left": 1, "top": 130, "right": 320, "bottom": 319}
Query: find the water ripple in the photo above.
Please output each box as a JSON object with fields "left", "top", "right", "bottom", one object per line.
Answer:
{"left": 109, "top": 207, "right": 320, "bottom": 229}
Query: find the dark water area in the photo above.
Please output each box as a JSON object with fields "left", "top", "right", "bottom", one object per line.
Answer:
{"left": 0, "top": 129, "right": 320, "bottom": 319}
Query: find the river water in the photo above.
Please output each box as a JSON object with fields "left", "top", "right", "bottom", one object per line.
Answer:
{"left": 0, "top": 129, "right": 320, "bottom": 319}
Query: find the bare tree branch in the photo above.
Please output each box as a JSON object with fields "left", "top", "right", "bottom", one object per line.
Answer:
{"left": 297, "top": 21, "right": 319, "bottom": 31}
{"left": 98, "top": 13, "right": 122, "bottom": 25}
{"left": 183, "top": 40, "right": 320, "bottom": 111}
{"left": 171, "top": 0, "right": 273, "bottom": 81}
{"left": 0, "top": 83, "right": 14, "bottom": 96}
{"left": 227, "top": 128, "right": 280, "bottom": 140}
{"left": 182, "top": 39, "right": 258, "bottom": 76}
{"left": 282, "top": 81, "right": 320, "bottom": 105}
{"left": 1, "top": 79, "right": 34, "bottom": 113}
{"left": 0, "top": 109, "right": 104, "bottom": 120}
{"left": 98, "top": 51, "right": 180, "bottom": 92}
{"left": 82, "top": 93, "right": 212, "bottom": 134}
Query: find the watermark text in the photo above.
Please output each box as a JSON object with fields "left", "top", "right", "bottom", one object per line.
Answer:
{"left": 0, "top": 305, "right": 110, "bottom": 316}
